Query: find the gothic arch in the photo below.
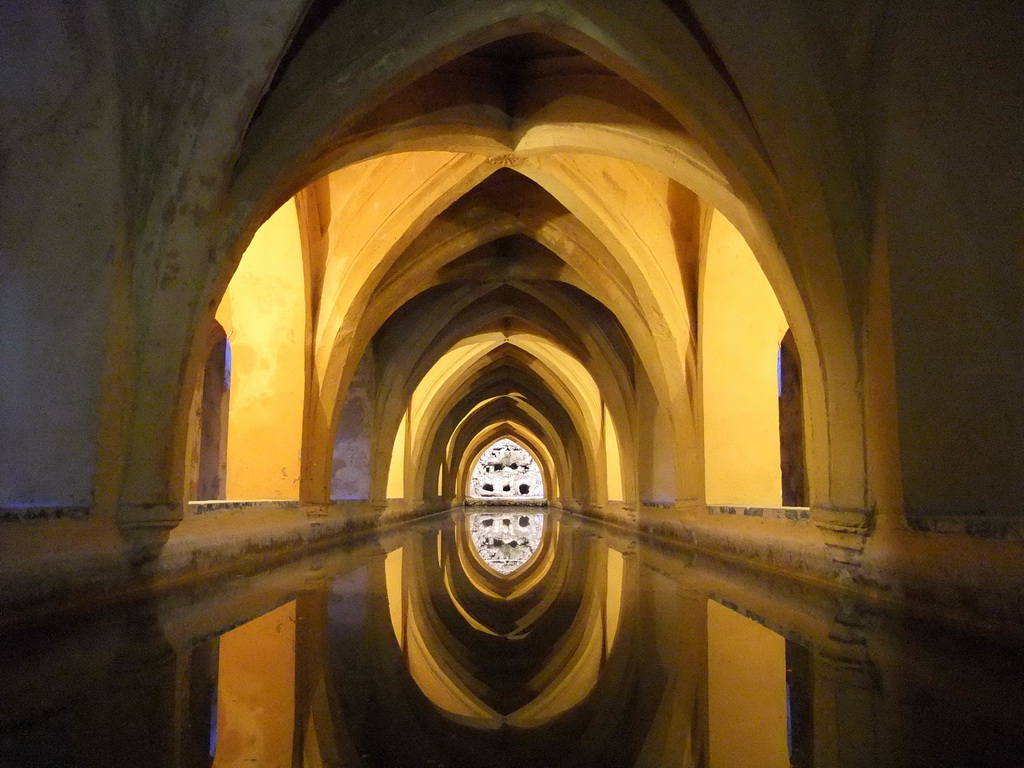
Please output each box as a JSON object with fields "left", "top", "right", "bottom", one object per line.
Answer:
{"left": 117, "top": 1, "right": 866, "bottom": 539}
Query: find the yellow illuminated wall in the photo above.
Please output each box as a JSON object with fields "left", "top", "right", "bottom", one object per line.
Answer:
{"left": 604, "top": 405, "right": 624, "bottom": 503}
{"left": 216, "top": 200, "right": 306, "bottom": 499}
{"left": 700, "top": 210, "right": 788, "bottom": 506}
{"left": 213, "top": 600, "right": 296, "bottom": 768}
{"left": 706, "top": 600, "right": 789, "bottom": 768}
{"left": 387, "top": 411, "right": 408, "bottom": 499}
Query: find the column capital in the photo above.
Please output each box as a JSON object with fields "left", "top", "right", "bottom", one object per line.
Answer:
{"left": 811, "top": 504, "right": 875, "bottom": 573}
{"left": 117, "top": 502, "right": 182, "bottom": 565}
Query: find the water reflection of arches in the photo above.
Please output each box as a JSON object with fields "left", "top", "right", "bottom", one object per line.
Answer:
{"left": 277, "top": 512, "right": 837, "bottom": 768}
{"left": 318, "top": 512, "right": 644, "bottom": 767}
{"left": 467, "top": 510, "right": 547, "bottom": 574}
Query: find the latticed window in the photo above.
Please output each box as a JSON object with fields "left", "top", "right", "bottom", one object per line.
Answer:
{"left": 468, "top": 438, "right": 544, "bottom": 499}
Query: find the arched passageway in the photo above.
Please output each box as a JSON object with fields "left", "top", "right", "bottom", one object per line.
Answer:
{"left": 175, "top": 22, "right": 852, "bottom": 541}
{"left": 4, "top": 5, "right": 1024, "bottom": 766}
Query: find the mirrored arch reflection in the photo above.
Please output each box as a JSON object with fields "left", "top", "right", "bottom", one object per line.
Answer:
{"left": 299, "top": 509, "right": 1022, "bottom": 768}
{"left": 13, "top": 510, "right": 1024, "bottom": 768}
{"left": 469, "top": 511, "right": 545, "bottom": 574}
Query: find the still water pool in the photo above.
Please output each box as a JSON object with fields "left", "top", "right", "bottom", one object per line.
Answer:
{"left": 2, "top": 508, "right": 1022, "bottom": 767}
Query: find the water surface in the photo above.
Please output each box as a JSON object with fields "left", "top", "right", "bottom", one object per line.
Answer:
{"left": 2, "top": 507, "right": 1022, "bottom": 768}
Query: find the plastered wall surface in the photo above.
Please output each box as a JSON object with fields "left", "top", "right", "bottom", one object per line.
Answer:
{"left": 0, "top": 3, "right": 120, "bottom": 508}
{"left": 700, "top": 211, "right": 789, "bottom": 507}
{"left": 216, "top": 202, "right": 305, "bottom": 500}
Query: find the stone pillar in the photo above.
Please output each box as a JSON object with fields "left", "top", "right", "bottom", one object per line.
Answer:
{"left": 117, "top": 502, "right": 183, "bottom": 566}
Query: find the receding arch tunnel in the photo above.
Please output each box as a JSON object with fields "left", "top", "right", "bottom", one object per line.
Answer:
{"left": 5, "top": 2, "right": 1023, "bottom": 767}
{"left": 170, "top": 21, "right": 852, "bottom": 522}
{"left": 165, "top": 23, "right": 864, "bottom": 765}
{"left": 167, "top": 26, "right": 835, "bottom": 764}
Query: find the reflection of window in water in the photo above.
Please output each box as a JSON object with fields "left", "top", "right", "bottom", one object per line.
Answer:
{"left": 469, "top": 438, "right": 544, "bottom": 499}
{"left": 469, "top": 512, "right": 545, "bottom": 574}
